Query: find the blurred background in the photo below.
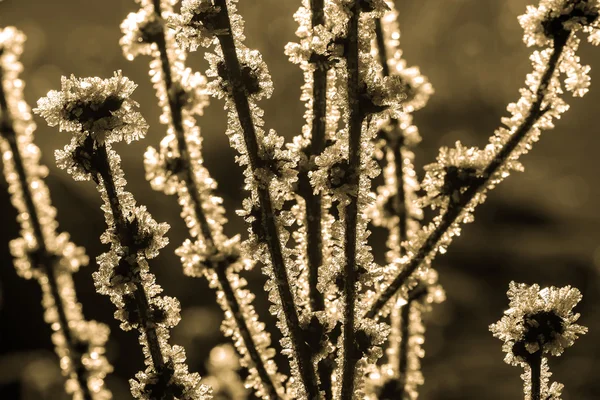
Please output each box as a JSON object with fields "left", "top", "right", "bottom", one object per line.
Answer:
{"left": 1, "top": 0, "right": 600, "bottom": 398}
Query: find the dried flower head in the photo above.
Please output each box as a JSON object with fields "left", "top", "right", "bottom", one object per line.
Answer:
{"left": 34, "top": 71, "right": 148, "bottom": 144}
{"left": 490, "top": 282, "right": 588, "bottom": 366}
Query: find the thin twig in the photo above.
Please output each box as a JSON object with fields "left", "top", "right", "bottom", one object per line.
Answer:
{"left": 529, "top": 352, "right": 542, "bottom": 400}
{"left": 212, "top": 0, "right": 319, "bottom": 397}
{"left": 366, "top": 30, "right": 571, "bottom": 319}
{"left": 340, "top": 3, "right": 362, "bottom": 398}
{"left": 93, "top": 143, "right": 173, "bottom": 400}
{"left": 149, "top": 2, "right": 280, "bottom": 397}
{"left": 0, "top": 72, "right": 93, "bottom": 400}
{"left": 304, "top": 0, "right": 326, "bottom": 315}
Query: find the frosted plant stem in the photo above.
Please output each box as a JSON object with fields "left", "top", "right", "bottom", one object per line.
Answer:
{"left": 212, "top": 265, "right": 280, "bottom": 399}
{"left": 0, "top": 72, "right": 93, "bottom": 400}
{"left": 529, "top": 352, "right": 542, "bottom": 400}
{"left": 92, "top": 143, "right": 172, "bottom": 400}
{"left": 340, "top": 3, "right": 361, "bottom": 398}
{"left": 151, "top": 0, "right": 213, "bottom": 243}
{"left": 366, "top": 29, "right": 571, "bottom": 319}
{"left": 374, "top": 20, "right": 390, "bottom": 77}
{"left": 144, "top": 6, "right": 279, "bottom": 396}
{"left": 212, "top": 0, "right": 320, "bottom": 397}
{"left": 375, "top": 14, "right": 411, "bottom": 382}
{"left": 396, "top": 286, "right": 426, "bottom": 396}
{"left": 303, "top": 0, "right": 326, "bottom": 315}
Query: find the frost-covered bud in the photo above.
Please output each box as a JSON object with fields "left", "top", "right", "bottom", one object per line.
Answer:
{"left": 390, "top": 62, "right": 433, "bottom": 113}
{"left": 206, "top": 47, "right": 274, "bottom": 101}
{"left": 520, "top": 0, "right": 600, "bottom": 47}
{"left": 176, "top": 68, "right": 210, "bottom": 115}
{"left": 120, "top": 6, "right": 163, "bottom": 60}
{"left": 419, "top": 141, "right": 494, "bottom": 210}
{"left": 175, "top": 235, "right": 241, "bottom": 277}
{"left": 490, "top": 282, "right": 588, "bottom": 366}
{"left": 34, "top": 71, "right": 148, "bottom": 145}
{"left": 170, "top": 0, "right": 224, "bottom": 51}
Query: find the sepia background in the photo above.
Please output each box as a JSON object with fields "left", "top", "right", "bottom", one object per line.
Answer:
{"left": 1, "top": 0, "right": 600, "bottom": 398}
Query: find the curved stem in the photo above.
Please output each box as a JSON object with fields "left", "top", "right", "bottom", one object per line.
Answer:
{"left": 366, "top": 30, "right": 571, "bottom": 319}
{"left": 211, "top": 0, "right": 319, "bottom": 397}
{"left": 0, "top": 73, "right": 93, "bottom": 400}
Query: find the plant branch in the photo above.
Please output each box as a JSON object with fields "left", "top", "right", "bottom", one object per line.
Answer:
{"left": 0, "top": 73, "right": 93, "bottom": 400}
{"left": 529, "top": 352, "right": 542, "bottom": 400}
{"left": 212, "top": 0, "right": 319, "bottom": 397}
{"left": 147, "top": 3, "right": 281, "bottom": 397}
{"left": 304, "top": 0, "right": 326, "bottom": 314}
{"left": 366, "top": 30, "right": 571, "bottom": 319}
{"left": 93, "top": 143, "right": 172, "bottom": 399}
{"left": 340, "top": 3, "right": 362, "bottom": 398}
{"left": 152, "top": 0, "right": 213, "bottom": 244}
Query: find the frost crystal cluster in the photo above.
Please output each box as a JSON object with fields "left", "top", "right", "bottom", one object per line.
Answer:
{"left": 1, "top": 0, "right": 598, "bottom": 399}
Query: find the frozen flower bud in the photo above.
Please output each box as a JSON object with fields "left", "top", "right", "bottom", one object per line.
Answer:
{"left": 490, "top": 282, "right": 588, "bottom": 366}
{"left": 520, "top": 0, "right": 600, "bottom": 47}
{"left": 34, "top": 71, "right": 148, "bottom": 145}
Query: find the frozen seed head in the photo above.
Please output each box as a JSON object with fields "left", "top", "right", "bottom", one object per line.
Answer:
{"left": 520, "top": 0, "right": 600, "bottom": 47}
{"left": 490, "top": 282, "right": 588, "bottom": 366}
{"left": 34, "top": 71, "right": 148, "bottom": 145}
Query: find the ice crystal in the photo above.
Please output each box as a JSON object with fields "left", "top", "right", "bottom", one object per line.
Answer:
{"left": 36, "top": 71, "right": 211, "bottom": 399}
{"left": 0, "top": 26, "right": 112, "bottom": 399}
{"left": 490, "top": 282, "right": 587, "bottom": 364}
